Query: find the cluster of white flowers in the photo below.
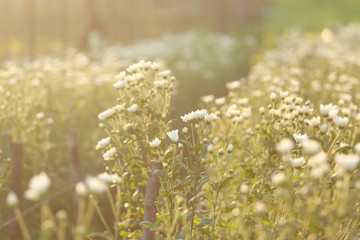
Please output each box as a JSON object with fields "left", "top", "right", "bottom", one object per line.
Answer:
{"left": 180, "top": 109, "right": 212, "bottom": 123}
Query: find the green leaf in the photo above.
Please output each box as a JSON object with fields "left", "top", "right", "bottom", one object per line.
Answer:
{"left": 139, "top": 221, "right": 165, "bottom": 232}
{"left": 86, "top": 232, "right": 108, "bottom": 239}
{"left": 219, "top": 177, "right": 233, "bottom": 191}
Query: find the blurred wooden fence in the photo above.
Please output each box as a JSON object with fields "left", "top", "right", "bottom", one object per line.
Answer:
{"left": 0, "top": 0, "right": 271, "bottom": 59}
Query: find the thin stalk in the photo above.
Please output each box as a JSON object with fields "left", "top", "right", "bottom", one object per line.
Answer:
{"left": 13, "top": 207, "right": 32, "bottom": 240}
{"left": 92, "top": 197, "right": 114, "bottom": 239}
{"left": 107, "top": 188, "right": 118, "bottom": 240}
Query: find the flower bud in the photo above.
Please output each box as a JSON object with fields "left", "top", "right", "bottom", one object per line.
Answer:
{"left": 6, "top": 192, "right": 18, "bottom": 208}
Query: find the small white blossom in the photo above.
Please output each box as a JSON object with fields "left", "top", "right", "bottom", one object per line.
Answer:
{"left": 76, "top": 182, "right": 88, "bottom": 197}
{"left": 308, "top": 116, "right": 321, "bottom": 127}
{"left": 181, "top": 112, "right": 195, "bottom": 123}
{"left": 335, "top": 153, "right": 359, "bottom": 170}
{"left": 270, "top": 92, "right": 277, "bottom": 100}
{"left": 127, "top": 104, "right": 139, "bottom": 113}
{"left": 328, "top": 108, "right": 339, "bottom": 119}
{"left": 308, "top": 151, "right": 328, "bottom": 167}
{"left": 276, "top": 139, "right": 295, "bottom": 154}
{"left": 167, "top": 129, "right": 179, "bottom": 143}
{"left": 226, "top": 80, "right": 241, "bottom": 90}
{"left": 103, "top": 147, "right": 117, "bottom": 161}
{"left": 293, "top": 133, "right": 308, "bottom": 143}
{"left": 254, "top": 201, "right": 266, "bottom": 213}
{"left": 6, "top": 192, "right": 18, "bottom": 207}
{"left": 334, "top": 116, "right": 349, "bottom": 128}
{"left": 201, "top": 95, "right": 214, "bottom": 103}
{"left": 320, "top": 104, "right": 334, "bottom": 116}
{"left": 259, "top": 106, "right": 265, "bottom": 114}
{"left": 97, "top": 172, "right": 121, "bottom": 184}
{"left": 215, "top": 97, "right": 226, "bottom": 106}
{"left": 204, "top": 113, "right": 213, "bottom": 123}
{"left": 150, "top": 137, "right": 161, "bottom": 148}
{"left": 25, "top": 172, "right": 51, "bottom": 201}
{"left": 154, "top": 80, "right": 167, "bottom": 88}
{"left": 98, "top": 108, "right": 117, "bottom": 120}
{"left": 355, "top": 143, "right": 360, "bottom": 154}
{"left": 302, "top": 139, "right": 321, "bottom": 155}
{"left": 290, "top": 157, "right": 305, "bottom": 168}
{"left": 96, "top": 137, "right": 111, "bottom": 149}
{"left": 280, "top": 91, "right": 289, "bottom": 99}
{"left": 85, "top": 176, "right": 107, "bottom": 195}
{"left": 226, "top": 143, "right": 234, "bottom": 153}
{"left": 194, "top": 109, "right": 207, "bottom": 121}
{"left": 271, "top": 172, "right": 286, "bottom": 185}
{"left": 36, "top": 112, "right": 45, "bottom": 120}
{"left": 113, "top": 79, "right": 127, "bottom": 89}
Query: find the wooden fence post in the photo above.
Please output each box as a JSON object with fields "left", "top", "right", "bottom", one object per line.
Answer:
{"left": 142, "top": 160, "right": 162, "bottom": 240}
{"left": 11, "top": 142, "right": 24, "bottom": 240}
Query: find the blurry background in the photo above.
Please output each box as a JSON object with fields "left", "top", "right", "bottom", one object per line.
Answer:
{"left": 0, "top": 0, "right": 360, "bottom": 112}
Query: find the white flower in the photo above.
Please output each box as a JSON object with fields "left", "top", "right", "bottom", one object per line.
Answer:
{"left": 103, "top": 147, "right": 117, "bottom": 161}
{"left": 302, "top": 139, "right": 321, "bottom": 155}
{"left": 293, "top": 133, "right": 308, "bottom": 143}
{"left": 181, "top": 112, "right": 195, "bottom": 123}
{"left": 150, "top": 137, "right": 161, "bottom": 148}
{"left": 204, "top": 113, "right": 213, "bottom": 123}
{"left": 115, "top": 71, "right": 126, "bottom": 80}
{"left": 226, "top": 143, "right": 234, "bottom": 153}
{"left": 127, "top": 104, "right": 139, "bottom": 113}
{"left": 214, "top": 97, "right": 226, "bottom": 106}
{"left": 237, "top": 98, "right": 249, "bottom": 105}
{"left": 270, "top": 92, "right": 277, "bottom": 100}
{"left": 226, "top": 80, "right": 241, "bottom": 90}
{"left": 320, "top": 104, "right": 333, "bottom": 116}
{"left": 6, "top": 192, "right": 18, "bottom": 207}
{"left": 308, "top": 116, "right": 321, "bottom": 127}
{"left": 96, "top": 137, "right": 111, "bottom": 149}
{"left": 36, "top": 112, "right": 45, "bottom": 120}
{"left": 113, "top": 79, "right": 127, "bottom": 89}
{"left": 254, "top": 201, "right": 266, "bottom": 213}
{"left": 271, "top": 172, "right": 286, "bottom": 185}
{"left": 328, "top": 108, "right": 339, "bottom": 119}
{"left": 335, "top": 153, "right": 359, "bottom": 171}
{"left": 97, "top": 172, "right": 121, "bottom": 184}
{"left": 98, "top": 108, "right": 117, "bottom": 120}
{"left": 227, "top": 108, "right": 241, "bottom": 117}
{"left": 201, "top": 95, "right": 214, "bottom": 103}
{"left": 355, "top": 143, "right": 360, "bottom": 154}
{"left": 334, "top": 116, "right": 349, "bottom": 128}
{"left": 193, "top": 109, "right": 207, "bottom": 121}
{"left": 259, "top": 106, "right": 265, "bottom": 114}
{"left": 290, "top": 157, "right": 305, "bottom": 168}
{"left": 154, "top": 80, "right": 167, "bottom": 88}
{"left": 276, "top": 139, "right": 295, "bottom": 154}
{"left": 310, "top": 164, "right": 330, "bottom": 179}
{"left": 167, "top": 129, "right": 179, "bottom": 143}
{"left": 280, "top": 91, "right": 289, "bottom": 99}
{"left": 85, "top": 176, "right": 107, "bottom": 194}
{"left": 158, "top": 70, "right": 171, "bottom": 79}
{"left": 25, "top": 172, "right": 51, "bottom": 201}
{"left": 76, "top": 182, "right": 88, "bottom": 197}
{"left": 308, "top": 151, "right": 328, "bottom": 167}
{"left": 240, "top": 183, "right": 249, "bottom": 194}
